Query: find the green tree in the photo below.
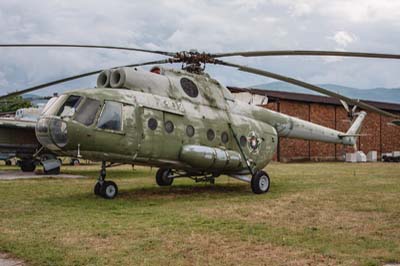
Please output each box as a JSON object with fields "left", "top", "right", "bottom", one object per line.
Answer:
{"left": 0, "top": 96, "right": 32, "bottom": 112}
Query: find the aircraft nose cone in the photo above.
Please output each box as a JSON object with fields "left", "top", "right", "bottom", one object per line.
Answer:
{"left": 36, "top": 117, "right": 68, "bottom": 149}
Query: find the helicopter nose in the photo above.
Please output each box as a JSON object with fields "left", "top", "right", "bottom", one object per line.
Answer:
{"left": 36, "top": 117, "right": 68, "bottom": 150}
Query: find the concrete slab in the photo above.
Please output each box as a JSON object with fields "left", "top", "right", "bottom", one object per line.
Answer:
{"left": 0, "top": 171, "right": 86, "bottom": 180}
{"left": 0, "top": 253, "right": 25, "bottom": 266}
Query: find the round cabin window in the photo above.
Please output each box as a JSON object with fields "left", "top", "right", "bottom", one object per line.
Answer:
{"left": 180, "top": 78, "right": 199, "bottom": 98}
{"left": 165, "top": 121, "right": 174, "bottom": 133}
{"left": 240, "top": 135, "right": 247, "bottom": 147}
{"left": 221, "top": 132, "right": 229, "bottom": 143}
{"left": 148, "top": 118, "right": 158, "bottom": 130}
{"left": 186, "top": 125, "right": 195, "bottom": 137}
{"left": 207, "top": 129, "right": 215, "bottom": 141}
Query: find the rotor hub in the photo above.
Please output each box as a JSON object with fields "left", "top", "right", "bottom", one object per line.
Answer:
{"left": 173, "top": 50, "right": 216, "bottom": 73}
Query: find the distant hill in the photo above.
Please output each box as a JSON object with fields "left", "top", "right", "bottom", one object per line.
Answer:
{"left": 22, "top": 93, "right": 49, "bottom": 107}
{"left": 20, "top": 84, "right": 400, "bottom": 105}
{"left": 251, "top": 82, "right": 400, "bottom": 104}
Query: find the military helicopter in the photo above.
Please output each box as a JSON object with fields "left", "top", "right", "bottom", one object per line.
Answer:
{"left": 1, "top": 44, "right": 400, "bottom": 199}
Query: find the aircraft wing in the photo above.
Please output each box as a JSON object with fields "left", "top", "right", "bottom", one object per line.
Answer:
{"left": 0, "top": 119, "right": 39, "bottom": 156}
{"left": 0, "top": 118, "right": 36, "bottom": 129}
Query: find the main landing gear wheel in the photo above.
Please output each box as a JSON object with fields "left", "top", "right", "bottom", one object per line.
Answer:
{"left": 94, "top": 181, "right": 119, "bottom": 199}
{"left": 70, "top": 159, "right": 80, "bottom": 166}
{"left": 100, "top": 181, "right": 118, "bottom": 199}
{"left": 156, "top": 168, "right": 174, "bottom": 186}
{"left": 20, "top": 160, "right": 36, "bottom": 172}
{"left": 251, "top": 170, "right": 270, "bottom": 194}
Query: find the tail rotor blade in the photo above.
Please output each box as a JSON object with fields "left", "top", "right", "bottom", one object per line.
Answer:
{"left": 340, "top": 100, "right": 350, "bottom": 113}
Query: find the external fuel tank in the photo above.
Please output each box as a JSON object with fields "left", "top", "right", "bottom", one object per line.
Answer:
{"left": 180, "top": 145, "right": 244, "bottom": 171}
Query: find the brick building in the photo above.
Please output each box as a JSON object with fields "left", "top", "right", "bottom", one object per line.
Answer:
{"left": 229, "top": 88, "right": 400, "bottom": 162}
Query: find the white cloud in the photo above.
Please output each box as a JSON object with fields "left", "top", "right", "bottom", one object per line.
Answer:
{"left": 289, "top": 2, "right": 313, "bottom": 17}
{"left": 321, "top": 0, "right": 400, "bottom": 23}
{"left": 330, "top": 31, "right": 357, "bottom": 47}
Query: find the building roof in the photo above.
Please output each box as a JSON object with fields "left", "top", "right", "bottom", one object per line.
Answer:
{"left": 228, "top": 87, "right": 400, "bottom": 112}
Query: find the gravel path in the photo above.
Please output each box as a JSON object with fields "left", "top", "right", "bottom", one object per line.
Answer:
{"left": 0, "top": 171, "right": 85, "bottom": 180}
{"left": 0, "top": 253, "right": 25, "bottom": 266}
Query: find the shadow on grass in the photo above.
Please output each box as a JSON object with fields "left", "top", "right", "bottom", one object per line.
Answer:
{"left": 40, "top": 176, "right": 295, "bottom": 209}
{"left": 119, "top": 183, "right": 250, "bottom": 199}
{"left": 42, "top": 183, "right": 261, "bottom": 209}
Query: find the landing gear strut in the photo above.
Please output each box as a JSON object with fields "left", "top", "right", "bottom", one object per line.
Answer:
{"left": 94, "top": 161, "right": 118, "bottom": 199}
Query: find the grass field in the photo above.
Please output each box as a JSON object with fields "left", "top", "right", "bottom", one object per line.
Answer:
{"left": 0, "top": 162, "right": 399, "bottom": 265}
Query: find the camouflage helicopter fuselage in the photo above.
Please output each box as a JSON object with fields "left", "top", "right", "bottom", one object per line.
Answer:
{"left": 35, "top": 66, "right": 363, "bottom": 179}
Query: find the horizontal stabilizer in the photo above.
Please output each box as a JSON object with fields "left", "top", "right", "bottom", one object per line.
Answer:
{"left": 392, "top": 120, "right": 400, "bottom": 126}
{"left": 339, "top": 133, "right": 367, "bottom": 138}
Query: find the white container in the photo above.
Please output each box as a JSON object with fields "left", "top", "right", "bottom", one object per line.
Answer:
{"left": 367, "top": 151, "right": 377, "bottom": 162}
{"left": 356, "top": 151, "right": 367, "bottom": 162}
{"left": 392, "top": 151, "right": 400, "bottom": 157}
{"left": 346, "top": 153, "right": 357, "bottom": 163}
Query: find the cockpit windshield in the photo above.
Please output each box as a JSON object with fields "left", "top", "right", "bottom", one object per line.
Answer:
{"left": 57, "top": 95, "right": 82, "bottom": 117}
{"left": 74, "top": 98, "right": 101, "bottom": 126}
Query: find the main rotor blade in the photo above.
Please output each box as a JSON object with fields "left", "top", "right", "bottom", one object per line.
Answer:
{"left": 213, "top": 50, "right": 400, "bottom": 60}
{"left": 0, "top": 58, "right": 172, "bottom": 100}
{"left": 0, "top": 44, "right": 176, "bottom": 57}
{"left": 216, "top": 60, "right": 400, "bottom": 119}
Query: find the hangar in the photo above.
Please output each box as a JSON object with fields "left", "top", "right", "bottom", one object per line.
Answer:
{"left": 229, "top": 87, "right": 400, "bottom": 162}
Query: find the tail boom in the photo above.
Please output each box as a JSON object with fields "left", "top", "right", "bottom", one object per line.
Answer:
{"left": 255, "top": 107, "right": 367, "bottom": 146}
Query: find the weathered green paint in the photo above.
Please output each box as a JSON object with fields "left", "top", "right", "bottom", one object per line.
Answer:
{"left": 35, "top": 67, "right": 362, "bottom": 175}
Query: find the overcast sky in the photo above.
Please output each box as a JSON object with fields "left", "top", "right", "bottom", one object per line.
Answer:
{"left": 1, "top": 0, "right": 400, "bottom": 96}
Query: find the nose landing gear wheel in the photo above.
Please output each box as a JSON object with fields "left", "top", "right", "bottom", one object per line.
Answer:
{"left": 94, "top": 182, "right": 102, "bottom": 196}
{"left": 94, "top": 161, "right": 118, "bottom": 199}
{"left": 251, "top": 170, "right": 270, "bottom": 194}
{"left": 156, "top": 168, "right": 174, "bottom": 186}
{"left": 100, "top": 181, "right": 118, "bottom": 199}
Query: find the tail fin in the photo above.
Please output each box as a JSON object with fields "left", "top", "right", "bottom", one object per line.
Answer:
{"left": 346, "top": 111, "right": 367, "bottom": 135}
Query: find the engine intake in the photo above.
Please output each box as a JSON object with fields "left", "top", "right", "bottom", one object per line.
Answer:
{"left": 96, "top": 70, "right": 111, "bottom": 88}
{"left": 110, "top": 68, "right": 126, "bottom": 88}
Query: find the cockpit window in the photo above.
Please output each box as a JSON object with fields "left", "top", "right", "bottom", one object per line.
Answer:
{"left": 41, "top": 96, "right": 59, "bottom": 115}
{"left": 43, "top": 95, "right": 67, "bottom": 116}
{"left": 74, "top": 98, "right": 101, "bottom": 126}
{"left": 97, "top": 101, "right": 122, "bottom": 131}
{"left": 57, "top": 95, "right": 82, "bottom": 117}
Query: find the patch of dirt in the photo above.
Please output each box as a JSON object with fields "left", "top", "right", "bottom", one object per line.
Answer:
{"left": 0, "top": 253, "right": 26, "bottom": 266}
{"left": 198, "top": 190, "right": 393, "bottom": 236}
{"left": 164, "top": 232, "right": 341, "bottom": 265}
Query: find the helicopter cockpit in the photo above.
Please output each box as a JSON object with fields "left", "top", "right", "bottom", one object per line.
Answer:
{"left": 36, "top": 94, "right": 123, "bottom": 152}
